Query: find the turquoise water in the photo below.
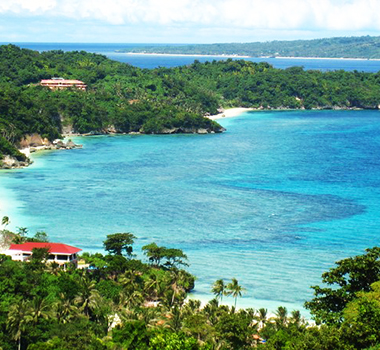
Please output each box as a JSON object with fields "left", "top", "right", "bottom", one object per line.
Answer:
{"left": 1, "top": 110, "right": 380, "bottom": 314}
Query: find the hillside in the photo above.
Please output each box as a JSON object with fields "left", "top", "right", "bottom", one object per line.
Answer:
{"left": 2, "top": 44, "right": 380, "bottom": 168}
{"left": 124, "top": 35, "right": 380, "bottom": 59}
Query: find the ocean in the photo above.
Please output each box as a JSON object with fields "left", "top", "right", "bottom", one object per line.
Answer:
{"left": 1, "top": 43, "right": 380, "bottom": 314}
{"left": 3, "top": 42, "right": 380, "bottom": 72}
{"left": 1, "top": 109, "right": 380, "bottom": 314}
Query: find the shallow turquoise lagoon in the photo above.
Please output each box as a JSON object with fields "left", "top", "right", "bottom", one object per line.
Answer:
{"left": 1, "top": 110, "right": 380, "bottom": 314}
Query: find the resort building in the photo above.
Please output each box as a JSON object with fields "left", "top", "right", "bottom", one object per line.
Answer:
{"left": 40, "top": 77, "right": 87, "bottom": 91}
{"left": 4, "top": 242, "right": 82, "bottom": 267}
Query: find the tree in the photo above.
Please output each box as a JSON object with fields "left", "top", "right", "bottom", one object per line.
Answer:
{"left": 148, "top": 330, "right": 201, "bottom": 350}
{"left": 142, "top": 242, "right": 166, "bottom": 266}
{"left": 274, "top": 306, "right": 288, "bottom": 329}
{"left": 255, "top": 308, "right": 269, "bottom": 329}
{"left": 163, "top": 248, "right": 188, "bottom": 268}
{"left": 1, "top": 215, "right": 9, "bottom": 229}
{"left": 341, "top": 281, "right": 380, "bottom": 349}
{"left": 211, "top": 279, "right": 226, "bottom": 303}
{"left": 13, "top": 227, "right": 28, "bottom": 244}
{"left": 74, "top": 275, "right": 101, "bottom": 318}
{"left": 7, "top": 300, "right": 33, "bottom": 350}
{"left": 103, "top": 232, "right": 136, "bottom": 257}
{"left": 28, "top": 296, "right": 54, "bottom": 325}
{"left": 305, "top": 247, "right": 380, "bottom": 324}
{"left": 54, "top": 293, "right": 78, "bottom": 324}
{"left": 32, "top": 231, "right": 49, "bottom": 242}
{"left": 225, "top": 278, "right": 246, "bottom": 308}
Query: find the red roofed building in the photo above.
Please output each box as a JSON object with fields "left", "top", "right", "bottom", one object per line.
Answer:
{"left": 40, "top": 78, "right": 87, "bottom": 91}
{"left": 4, "top": 242, "right": 82, "bottom": 267}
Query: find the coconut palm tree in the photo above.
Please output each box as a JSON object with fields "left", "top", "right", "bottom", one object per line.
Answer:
{"left": 74, "top": 276, "right": 101, "bottom": 318}
{"left": 225, "top": 278, "right": 246, "bottom": 308}
{"left": 28, "top": 296, "right": 54, "bottom": 325}
{"left": 54, "top": 293, "right": 78, "bottom": 324}
{"left": 289, "top": 310, "right": 305, "bottom": 328}
{"left": 211, "top": 279, "right": 226, "bottom": 303}
{"left": 7, "top": 300, "right": 32, "bottom": 350}
{"left": 1, "top": 216, "right": 10, "bottom": 229}
{"left": 274, "top": 306, "right": 288, "bottom": 328}
{"left": 254, "top": 308, "right": 269, "bottom": 329}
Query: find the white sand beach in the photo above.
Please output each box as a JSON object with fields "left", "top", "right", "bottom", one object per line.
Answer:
{"left": 207, "top": 107, "right": 254, "bottom": 120}
{"left": 125, "top": 52, "right": 251, "bottom": 58}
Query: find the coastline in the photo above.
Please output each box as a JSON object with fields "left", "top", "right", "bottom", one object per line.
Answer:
{"left": 207, "top": 107, "right": 254, "bottom": 120}
{"left": 274, "top": 56, "right": 380, "bottom": 61}
{"left": 124, "top": 52, "right": 251, "bottom": 58}
{"left": 123, "top": 52, "right": 380, "bottom": 61}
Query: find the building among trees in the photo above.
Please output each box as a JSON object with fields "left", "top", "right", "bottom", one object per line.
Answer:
{"left": 40, "top": 77, "right": 87, "bottom": 90}
{"left": 4, "top": 242, "right": 82, "bottom": 267}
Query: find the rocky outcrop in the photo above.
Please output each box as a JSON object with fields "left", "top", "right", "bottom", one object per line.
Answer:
{"left": 52, "top": 139, "right": 82, "bottom": 150}
{"left": 148, "top": 126, "right": 226, "bottom": 134}
{"left": 18, "top": 134, "right": 51, "bottom": 148}
{"left": 0, "top": 155, "right": 31, "bottom": 169}
{"left": 1, "top": 135, "right": 83, "bottom": 170}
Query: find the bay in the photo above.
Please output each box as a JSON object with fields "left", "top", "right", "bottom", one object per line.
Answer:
{"left": 2, "top": 42, "right": 380, "bottom": 72}
{"left": 1, "top": 109, "right": 380, "bottom": 314}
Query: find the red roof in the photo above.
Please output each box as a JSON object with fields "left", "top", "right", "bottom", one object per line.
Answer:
{"left": 8, "top": 243, "right": 82, "bottom": 255}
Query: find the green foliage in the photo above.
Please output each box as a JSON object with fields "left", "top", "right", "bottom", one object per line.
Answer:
{"left": 126, "top": 35, "right": 380, "bottom": 59}
{"left": 305, "top": 247, "right": 380, "bottom": 324}
{"left": 103, "top": 232, "right": 136, "bottom": 257}
{"left": 340, "top": 281, "right": 380, "bottom": 349}
{"left": 142, "top": 243, "right": 189, "bottom": 268}
{"left": 4, "top": 44, "right": 380, "bottom": 166}
{"left": 112, "top": 321, "right": 149, "bottom": 349}
{"left": 2, "top": 224, "right": 380, "bottom": 349}
{"left": 148, "top": 330, "right": 201, "bottom": 350}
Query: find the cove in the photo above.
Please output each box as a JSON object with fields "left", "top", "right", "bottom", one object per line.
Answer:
{"left": 1, "top": 109, "right": 380, "bottom": 314}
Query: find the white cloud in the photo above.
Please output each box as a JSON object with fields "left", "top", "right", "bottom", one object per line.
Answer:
{"left": 1, "top": 0, "right": 380, "bottom": 32}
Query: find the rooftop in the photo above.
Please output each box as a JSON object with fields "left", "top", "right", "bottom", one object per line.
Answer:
{"left": 8, "top": 242, "right": 82, "bottom": 255}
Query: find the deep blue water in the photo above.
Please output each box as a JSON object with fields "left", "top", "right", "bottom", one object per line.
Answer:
{"left": 3, "top": 42, "right": 380, "bottom": 72}
{"left": 1, "top": 110, "right": 380, "bottom": 313}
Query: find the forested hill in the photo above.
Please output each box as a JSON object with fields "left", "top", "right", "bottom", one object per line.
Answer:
{"left": 125, "top": 35, "right": 380, "bottom": 59}
{"left": 2, "top": 44, "right": 380, "bottom": 168}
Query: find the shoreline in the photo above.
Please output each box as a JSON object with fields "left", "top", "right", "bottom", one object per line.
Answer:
{"left": 207, "top": 107, "right": 254, "bottom": 120}
{"left": 124, "top": 52, "right": 251, "bottom": 58}
{"left": 122, "top": 52, "right": 380, "bottom": 61}
{"left": 274, "top": 56, "right": 380, "bottom": 61}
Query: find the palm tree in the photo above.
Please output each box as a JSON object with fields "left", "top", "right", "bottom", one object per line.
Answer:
{"left": 254, "top": 308, "right": 269, "bottom": 329}
{"left": 54, "top": 293, "right": 78, "bottom": 324}
{"left": 7, "top": 300, "right": 32, "bottom": 350}
{"left": 211, "top": 279, "right": 226, "bottom": 303}
{"left": 28, "top": 296, "right": 54, "bottom": 325}
{"left": 1, "top": 216, "right": 10, "bottom": 229}
{"left": 289, "top": 310, "right": 305, "bottom": 328}
{"left": 274, "top": 306, "right": 288, "bottom": 328}
{"left": 225, "top": 278, "right": 246, "bottom": 308}
{"left": 74, "top": 276, "right": 101, "bottom": 318}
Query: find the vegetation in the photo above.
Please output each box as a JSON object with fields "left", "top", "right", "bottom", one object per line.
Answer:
{"left": 1, "top": 217, "right": 380, "bottom": 349}
{"left": 125, "top": 35, "right": 380, "bottom": 59}
{"left": 3, "top": 44, "right": 380, "bottom": 166}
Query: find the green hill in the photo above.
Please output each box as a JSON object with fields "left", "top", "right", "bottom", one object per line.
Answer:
{"left": 124, "top": 35, "right": 380, "bottom": 59}
{"left": 2, "top": 44, "right": 380, "bottom": 168}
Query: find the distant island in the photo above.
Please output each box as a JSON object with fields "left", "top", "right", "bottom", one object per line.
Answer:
{"left": 121, "top": 35, "right": 380, "bottom": 59}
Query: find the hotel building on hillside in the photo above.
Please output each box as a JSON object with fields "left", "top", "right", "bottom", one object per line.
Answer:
{"left": 40, "top": 77, "right": 87, "bottom": 91}
{"left": 4, "top": 242, "right": 82, "bottom": 267}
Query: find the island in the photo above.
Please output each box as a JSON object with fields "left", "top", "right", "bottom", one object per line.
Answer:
{"left": 122, "top": 35, "right": 380, "bottom": 59}
{"left": 2, "top": 43, "right": 380, "bottom": 168}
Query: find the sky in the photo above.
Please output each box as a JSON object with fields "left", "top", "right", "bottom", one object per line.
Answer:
{"left": 1, "top": 0, "right": 380, "bottom": 43}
